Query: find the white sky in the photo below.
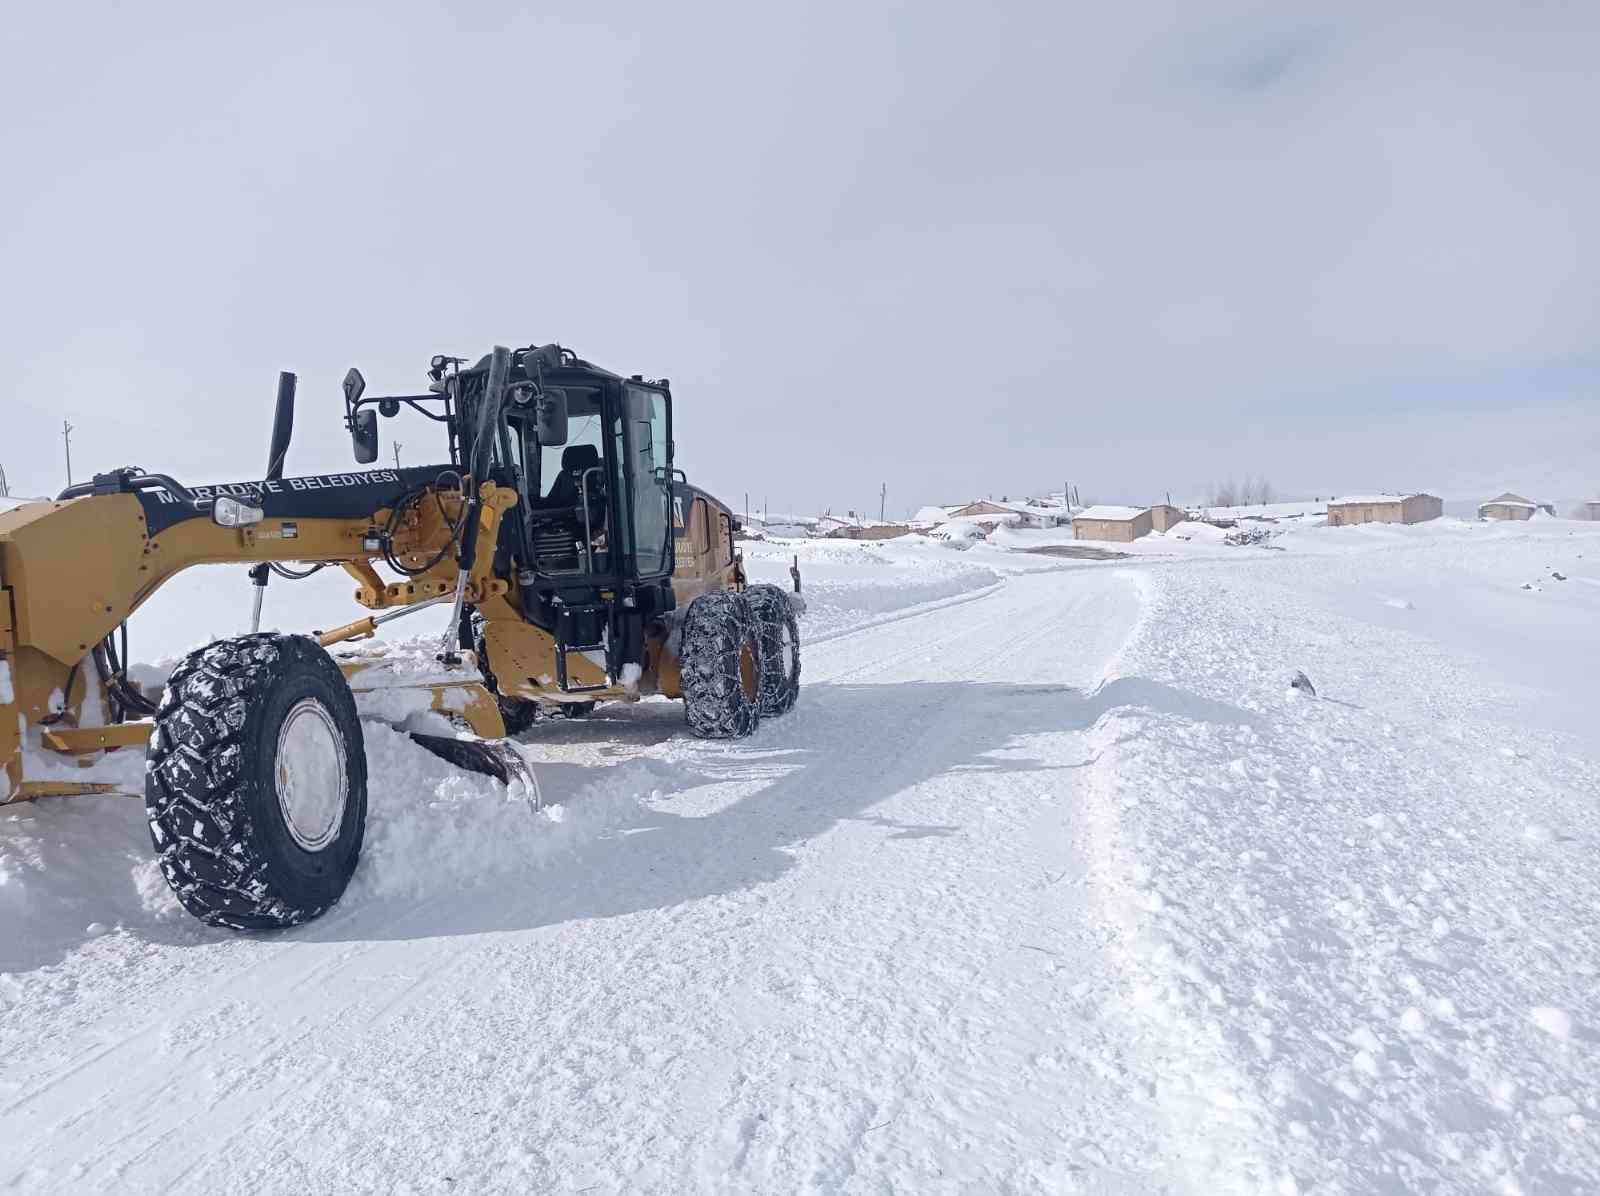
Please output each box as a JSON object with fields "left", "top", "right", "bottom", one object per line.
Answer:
{"left": 3, "top": 1, "right": 1597, "bottom": 513}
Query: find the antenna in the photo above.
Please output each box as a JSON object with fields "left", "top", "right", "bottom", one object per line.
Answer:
{"left": 62, "top": 420, "right": 74, "bottom": 487}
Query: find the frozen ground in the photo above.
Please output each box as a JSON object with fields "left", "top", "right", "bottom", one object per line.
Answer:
{"left": 1, "top": 519, "right": 1597, "bottom": 1192}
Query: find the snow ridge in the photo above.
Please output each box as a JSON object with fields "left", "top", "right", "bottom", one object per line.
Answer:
{"left": 1075, "top": 558, "right": 1600, "bottom": 1193}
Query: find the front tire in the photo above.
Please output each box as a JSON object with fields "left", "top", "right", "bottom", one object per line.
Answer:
{"left": 745, "top": 584, "right": 801, "bottom": 716}
{"left": 680, "top": 591, "right": 763, "bottom": 739}
{"left": 144, "top": 633, "right": 367, "bottom": 930}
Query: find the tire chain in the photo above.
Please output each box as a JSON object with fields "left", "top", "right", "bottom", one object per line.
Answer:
{"left": 145, "top": 634, "right": 318, "bottom": 929}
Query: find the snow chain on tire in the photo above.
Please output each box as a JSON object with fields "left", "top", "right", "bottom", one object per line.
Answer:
{"left": 144, "top": 633, "right": 367, "bottom": 930}
{"left": 744, "top": 584, "right": 801, "bottom": 717}
{"left": 680, "top": 591, "right": 763, "bottom": 738}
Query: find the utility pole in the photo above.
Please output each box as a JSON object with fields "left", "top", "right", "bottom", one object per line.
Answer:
{"left": 879, "top": 482, "right": 886, "bottom": 523}
{"left": 744, "top": 491, "right": 749, "bottom": 526}
{"left": 393, "top": 442, "right": 403, "bottom": 470}
{"left": 62, "top": 420, "right": 74, "bottom": 487}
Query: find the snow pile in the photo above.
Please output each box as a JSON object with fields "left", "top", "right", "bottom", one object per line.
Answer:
{"left": 350, "top": 725, "right": 656, "bottom": 904}
{"left": 1073, "top": 539, "right": 1600, "bottom": 1192}
{"left": 1222, "top": 525, "right": 1277, "bottom": 547}
{"left": 929, "top": 520, "right": 986, "bottom": 547}
{"left": 1164, "top": 520, "right": 1229, "bottom": 543}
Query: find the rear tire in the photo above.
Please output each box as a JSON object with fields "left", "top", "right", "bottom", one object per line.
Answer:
{"left": 680, "top": 591, "right": 763, "bottom": 739}
{"left": 144, "top": 633, "right": 367, "bottom": 930}
{"left": 745, "top": 584, "right": 801, "bottom": 716}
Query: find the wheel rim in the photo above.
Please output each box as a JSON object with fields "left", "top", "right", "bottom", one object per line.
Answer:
{"left": 275, "top": 698, "right": 349, "bottom": 852}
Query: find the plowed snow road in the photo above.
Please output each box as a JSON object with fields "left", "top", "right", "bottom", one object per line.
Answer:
{"left": 1, "top": 567, "right": 1177, "bottom": 1193}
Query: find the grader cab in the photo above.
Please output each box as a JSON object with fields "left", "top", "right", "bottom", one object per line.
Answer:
{"left": 0, "top": 344, "right": 802, "bottom": 929}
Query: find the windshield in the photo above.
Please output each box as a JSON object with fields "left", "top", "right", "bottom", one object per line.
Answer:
{"left": 500, "top": 386, "right": 613, "bottom": 576}
{"left": 539, "top": 411, "right": 604, "bottom": 501}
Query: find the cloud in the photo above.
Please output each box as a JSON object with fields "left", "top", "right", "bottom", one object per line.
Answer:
{"left": 1173, "top": 17, "right": 1344, "bottom": 96}
{"left": 0, "top": 1, "right": 1595, "bottom": 511}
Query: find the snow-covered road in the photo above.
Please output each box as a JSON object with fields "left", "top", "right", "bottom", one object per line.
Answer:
{"left": 3, "top": 567, "right": 1180, "bottom": 1192}
{"left": 4, "top": 520, "right": 1598, "bottom": 1194}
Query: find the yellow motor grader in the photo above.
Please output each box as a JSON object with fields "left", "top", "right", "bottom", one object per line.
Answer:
{"left": 0, "top": 344, "right": 802, "bottom": 929}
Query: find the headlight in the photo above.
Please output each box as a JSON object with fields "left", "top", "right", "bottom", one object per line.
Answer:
{"left": 212, "top": 496, "right": 265, "bottom": 527}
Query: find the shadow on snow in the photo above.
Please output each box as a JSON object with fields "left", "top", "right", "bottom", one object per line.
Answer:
{"left": 305, "top": 674, "right": 1261, "bottom": 945}
{"left": 3, "top": 674, "right": 1260, "bottom": 971}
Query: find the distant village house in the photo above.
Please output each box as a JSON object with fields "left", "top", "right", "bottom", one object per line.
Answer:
{"left": 1148, "top": 504, "right": 1186, "bottom": 533}
{"left": 1072, "top": 505, "right": 1153, "bottom": 543}
{"left": 1478, "top": 492, "right": 1554, "bottom": 521}
{"left": 828, "top": 523, "right": 914, "bottom": 541}
{"left": 944, "top": 499, "right": 1067, "bottom": 529}
{"left": 1326, "top": 493, "right": 1442, "bottom": 527}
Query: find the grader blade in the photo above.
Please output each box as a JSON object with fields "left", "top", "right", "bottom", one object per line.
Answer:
{"left": 408, "top": 733, "right": 541, "bottom": 803}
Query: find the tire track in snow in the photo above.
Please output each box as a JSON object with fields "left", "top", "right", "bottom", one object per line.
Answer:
{"left": 4, "top": 567, "right": 1174, "bottom": 1192}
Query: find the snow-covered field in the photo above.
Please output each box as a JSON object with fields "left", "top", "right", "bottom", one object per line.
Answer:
{"left": 2, "top": 519, "right": 1597, "bottom": 1192}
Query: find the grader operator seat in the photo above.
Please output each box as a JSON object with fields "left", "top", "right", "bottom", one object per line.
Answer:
{"left": 527, "top": 443, "right": 607, "bottom": 574}
{"left": 545, "top": 444, "right": 605, "bottom": 515}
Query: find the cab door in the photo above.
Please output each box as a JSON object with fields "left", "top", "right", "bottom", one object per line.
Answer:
{"left": 620, "top": 384, "right": 674, "bottom": 579}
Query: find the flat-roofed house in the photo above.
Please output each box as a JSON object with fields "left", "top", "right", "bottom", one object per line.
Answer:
{"left": 1072, "top": 505, "right": 1152, "bottom": 542}
{"left": 1149, "top": 504, "right": 1186, "bottom": 533}
{"left": 1326, "top": 493, "right": 1442, "bottom": 527}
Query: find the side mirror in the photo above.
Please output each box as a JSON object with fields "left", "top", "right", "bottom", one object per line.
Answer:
{"left": 351, "top": 409, "right": 379, "bottom": 464}
{"left": 342, "top": 367, "right": 366, "bottom": 407}
{"left": 536, "top": 388, "right": 568, "bottom": 446}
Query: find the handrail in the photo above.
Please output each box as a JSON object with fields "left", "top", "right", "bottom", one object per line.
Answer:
{"left": 58, "top": 471, "right": 203, "bottom": 508}
{"left": 578, "top": 465, "right": 604, "bottom": 574}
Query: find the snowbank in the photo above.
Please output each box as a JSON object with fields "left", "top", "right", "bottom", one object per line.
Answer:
{"left": 1071, "top": 522, "right": 1600, "bottom": 1192}
{"left": 743, "top": 537, "right": 1001, "bottom": 642}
